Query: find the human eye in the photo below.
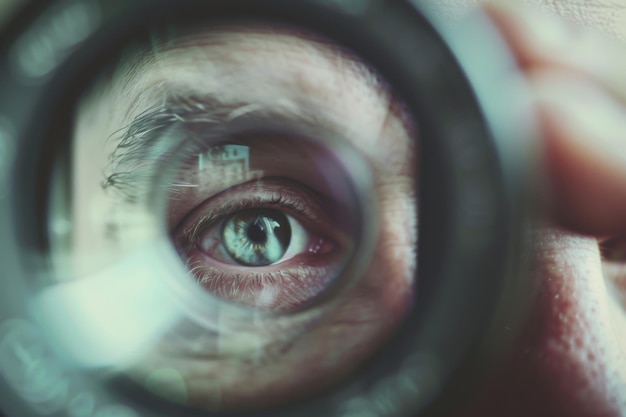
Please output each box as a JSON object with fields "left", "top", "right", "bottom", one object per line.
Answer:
{"left": 170, "top": 141, "right": 358, "bottom": 312}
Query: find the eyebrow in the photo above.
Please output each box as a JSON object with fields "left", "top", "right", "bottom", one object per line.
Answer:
{"left": 99, "top": 24, "right": 410, "bottom": 202}
{"left": 101, "top": 93, "right": 339, "bottom": 203}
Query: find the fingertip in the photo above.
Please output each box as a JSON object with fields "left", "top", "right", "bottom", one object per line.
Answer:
{"left": 482, "top": 1, "right": 573, "bottom": 69}
{"left": 530, "top": 71, "right": 626, "bottom": 235}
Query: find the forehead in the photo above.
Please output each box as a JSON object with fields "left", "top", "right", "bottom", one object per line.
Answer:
{"left": 76, "top": 21, "right": 418, "bottom": 188}
{"left": 92, "top": 22, "right": 419, "bottom": 172}
{"left": 113, "top": 24, "right": 392, "bottom": 124}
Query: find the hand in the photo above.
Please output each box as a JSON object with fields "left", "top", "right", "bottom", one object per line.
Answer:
{"left": 448, "top": 2, "right": 626, "bottom": 416}
{"left": 487, "top": 2, "right": 626, "bottom": 235}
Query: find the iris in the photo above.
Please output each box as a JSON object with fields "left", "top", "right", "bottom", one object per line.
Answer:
{"left": 221, "top": 209, "right": 292, "bottom": 266}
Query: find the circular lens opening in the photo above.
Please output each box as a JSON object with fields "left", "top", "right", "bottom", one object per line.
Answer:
{"left": 41, "top": 18, "right": 418, "bottom": 412}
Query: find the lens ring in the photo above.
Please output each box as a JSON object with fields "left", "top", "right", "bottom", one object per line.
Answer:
{"left": 0, "top": 1, "right": 529, "bottom": 416}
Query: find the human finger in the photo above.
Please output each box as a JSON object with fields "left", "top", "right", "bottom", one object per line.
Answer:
{"left": 486, "top": 3, "right": 626, "bottom": 235}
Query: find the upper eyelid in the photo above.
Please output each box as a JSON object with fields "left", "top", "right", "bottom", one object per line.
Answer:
{"left": 176, "top": 176, "right": 333, "bottom": 238}
{"left": 177, "top": 190, "right": 307, "bottom": 251}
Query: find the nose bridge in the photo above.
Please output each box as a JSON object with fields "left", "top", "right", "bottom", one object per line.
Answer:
{"left": 532, "top": 230, "right": 623, "bottom": 411}
{"left": 465, "top": 228, "right": 626, "bottom": 417}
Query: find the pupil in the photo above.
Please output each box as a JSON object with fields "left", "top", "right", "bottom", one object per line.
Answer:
{"left": 221, "top": 209, "right": 292, "bottom": 266}
{"left": 246, "top": 221, "right": 268, "bottom": 244}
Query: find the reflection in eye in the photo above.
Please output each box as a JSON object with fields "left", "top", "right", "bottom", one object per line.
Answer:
{"left": 219, "top": 208, "right": 293, "bottom": 266}
{"left": 198, "top": 206, "right": 330, "bottom": 267}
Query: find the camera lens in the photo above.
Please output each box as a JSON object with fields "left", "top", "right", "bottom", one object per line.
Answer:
{"left": 0, "top": 1, "right": 529, "bottom": 416}
{"left": 39, "top": 20, "right": 416, "bottom": 412}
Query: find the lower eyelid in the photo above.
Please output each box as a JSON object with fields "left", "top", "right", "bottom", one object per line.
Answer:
{"left": 193, "top": 238, "right": 341, "bottom": 272}
{"left": 186, "top": 253, "right": 340, "bottom": 311}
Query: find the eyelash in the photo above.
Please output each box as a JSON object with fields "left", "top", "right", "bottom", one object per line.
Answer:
{"left": 176, "top": 189, "right": 317, "bottom": 252}
{"left": 171, "top": 179, "right": 347, "bottom": 312}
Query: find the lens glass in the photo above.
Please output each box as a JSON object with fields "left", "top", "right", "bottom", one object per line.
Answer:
{"left": 44, "top": 20, "right": 418, "bottom": 411}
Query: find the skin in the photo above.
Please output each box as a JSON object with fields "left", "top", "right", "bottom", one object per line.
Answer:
{"left": 66, "top": 1, "right": 626, "bottom": 416}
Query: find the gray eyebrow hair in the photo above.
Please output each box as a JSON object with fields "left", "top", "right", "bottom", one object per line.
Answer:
{"left": 102, "top": 94, "right": 236, "bottom": 203}
{"left": 101, "top": 93, "right": 327, "bottom": 204}
{"left": 99, "top": 23, "right": 407, "bottom": 203}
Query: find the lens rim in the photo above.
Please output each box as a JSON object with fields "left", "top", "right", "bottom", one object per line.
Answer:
{"left": 0, "top": 1, "right": 530, "bottom": 416}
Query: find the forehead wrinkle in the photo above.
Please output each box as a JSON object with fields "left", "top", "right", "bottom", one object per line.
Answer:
{"left": 378, "top": 98, "right": 418, "bottom": 179}
{"left": 105, "top": 24, "right": 415, "bottom": 176}
{"left": 153, "top": 24, "right": 388, "bottom": 92}
{"left": 118, "top": 24, "right": 393, "bottom": 118}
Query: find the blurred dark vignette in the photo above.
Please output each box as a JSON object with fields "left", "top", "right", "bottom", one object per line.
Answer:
{"left": 0, "top": 4, "right": 23, "bottom": 416}
{"left": 0, "top": 0, "right": 22, "bottom": 28}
